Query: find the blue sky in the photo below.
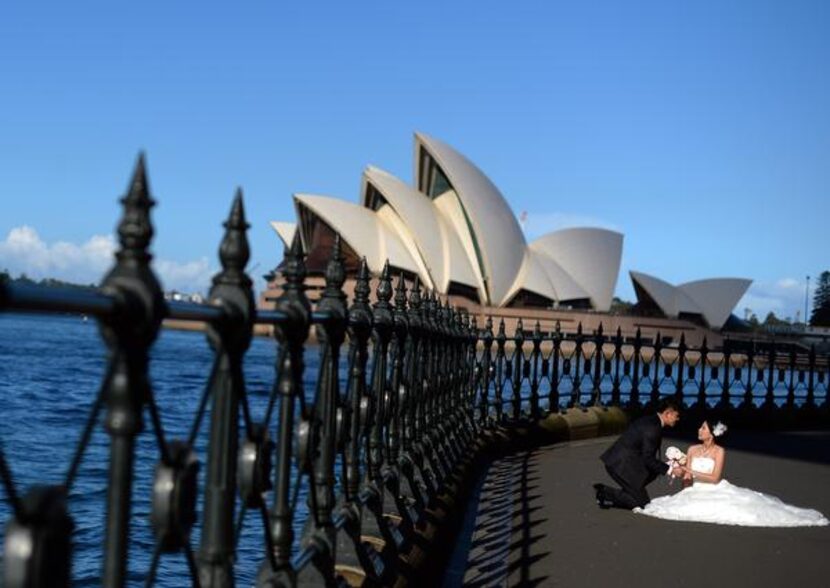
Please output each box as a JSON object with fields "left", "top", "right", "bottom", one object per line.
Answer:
{"left": 1, "top": 1, "right": 827, "bottom": 320}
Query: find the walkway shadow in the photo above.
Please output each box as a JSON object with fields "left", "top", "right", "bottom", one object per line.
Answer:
{"left": 450, "top": 449, "right": 550, "bottom": 587}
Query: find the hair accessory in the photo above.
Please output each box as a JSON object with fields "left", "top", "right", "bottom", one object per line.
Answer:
{"left": 712, "top": 422, "right": 728, "bottom": 437}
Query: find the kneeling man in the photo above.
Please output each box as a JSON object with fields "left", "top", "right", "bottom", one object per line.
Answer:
{"left": 595, "top": 398, "right": 681, "bottom": 509}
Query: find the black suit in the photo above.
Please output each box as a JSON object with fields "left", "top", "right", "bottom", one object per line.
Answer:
{"left": 600, "top": 414, "right": 670, "bottom": 509}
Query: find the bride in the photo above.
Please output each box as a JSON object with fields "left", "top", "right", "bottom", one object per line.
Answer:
{"left": 636, "top": 420, "right": 829, "bottom": 527}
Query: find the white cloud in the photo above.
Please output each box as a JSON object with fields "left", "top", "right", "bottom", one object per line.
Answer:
{"left": 737, "top": 277, "right": 810, "bottom": 322}
{"left": 0, "top": 226, "right": 115, "bottom": 284}
{"left": 154, "top": 257, "right": 214, "bottom": 293}
{"left": 520, "top": 212, "right": 622, "bottom": 241}
{"left": 776, "top": 277, "right": 800, "bottom": 289}
{"left": 0, "top": 226, "right": 216, "bottom": 294}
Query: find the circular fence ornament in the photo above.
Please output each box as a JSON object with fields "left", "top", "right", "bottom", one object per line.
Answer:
{"left": 238, "top": 425, "right": 274, "bottom": 508}
{"left": 151, "top": 441, "right": 199, "bottom": 553}
{"left": 295, "top": 417, "right": 312, "bottom": 472}
{"left": 3, "top": 486, "right": 73, "bottom": 588}
{"left": 335, "top": 406, "right": 346, "bottom": 452}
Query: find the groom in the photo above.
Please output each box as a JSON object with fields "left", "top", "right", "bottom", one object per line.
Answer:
{"left": 594, "top": 397, "right": 682, "bottom": 509}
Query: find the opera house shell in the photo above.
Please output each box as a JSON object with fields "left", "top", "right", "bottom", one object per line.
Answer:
{"left": 269, "top": 132, "right": 750, "bottom": 328}
{"left": 271, "top": 132, "right": 622, "bottom": 311}
{"left": 630, "top": 271, "right": 751, "bottom": 329}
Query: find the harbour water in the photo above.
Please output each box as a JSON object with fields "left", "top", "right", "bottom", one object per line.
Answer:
{"left": 0, "top": 312, "right": 299, "bottom": 586}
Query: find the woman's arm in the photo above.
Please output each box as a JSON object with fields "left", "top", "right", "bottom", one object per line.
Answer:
{"left": 681, "top": 446, "right": 697, "bottom": 485}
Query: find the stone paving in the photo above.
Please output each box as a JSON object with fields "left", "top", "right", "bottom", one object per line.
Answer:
{"left": 445, "top": 430, "right": 830, "bottom": 587}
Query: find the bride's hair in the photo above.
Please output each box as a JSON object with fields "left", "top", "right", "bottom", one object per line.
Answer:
{"left": 704, "top": 420, "right": 728, "bottom": 439}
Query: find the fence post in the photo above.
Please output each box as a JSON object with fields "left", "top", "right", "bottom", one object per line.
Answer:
{"left": 763, "top": 345, "right": 777, "bottom": 409}
{"left": 338, "top": 259, "right": 385, "bottom": 583}
{"left": 571, "top": 323, "right": 583, "bottom": 408}
{"left": 530, "top": 321, "right": 542, "bottom": 419}
{"left": 674, "top": 333, "right": 686, "bottom": 405}
{"left": 512, "top": 318, "right": 524, "bottom": 419}
{"left": 198, "top": 190, "right": 255, "bottom": 587}
{"left": 806, "top": 345, "right": 816, "bottom": 408}
{"left": 298, "top": 236, "right": 348, "bottom": 584}
{"left": 630, "top": 328, "right": 642, "bottom": 408}
{"left": 361, "top": 263, "right": 404, "bottom": 570}
{"left": 786, "top": 349, "right": 797, "bottom": 409}
{"left": 696, "top": 337, "right": 708, "bottom": 409}
{"left": 741, "top": 344, "right": 755, "bottom": 409}
{"left": 650, "top": 332, "right": 662, "bottom": 406}
{"left": 466, "top": 314, "right": 480, "bottom": 431}
{"left": 592, "top": 323, "right": 604, "bottom": 406}
{"left": 345, "top": 259, "right": 371, "bottom": 503}
{"left": 406, "top": 278, "right": 437, "bottom": 499}
{"left": 388, "top": 272, "right": 408, "bottom": 470}
{"left": 368, "top": 263, "right": 392, "bottom": 487}
{"left": 264, "top": 234, "right": 310, "bottom": 585}
{"left": 99, "top": 155, "right": 165, "bottom": 587}
{"left": 480, "top": 317, "right": 494, "bottom": 426}
{"left": 611, "top": 327, "right": 622, "bottom": 406}
{"left": 720, "top": 338, "right": 732, "bottom": 409}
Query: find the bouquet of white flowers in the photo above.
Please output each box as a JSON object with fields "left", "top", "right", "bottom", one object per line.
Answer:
{"left": 665, "top": 446, "right": 687, "bottom": 465}
{"left": 665, "top": 446, "right": 687, "bottom": 484}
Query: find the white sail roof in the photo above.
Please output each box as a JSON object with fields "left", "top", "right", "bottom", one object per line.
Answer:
{"left": 293, "top": 194, "right": 422, "bottom": 277}
{"left": 433, "top": 190, "right": 488, "bottom": 302}
{"left": 415, "top": 132, "right": 527, "bottom": 306}
{"left": 361, "top": 166, "right": 477, "bottom": 292}
{"left": 530, "top": 228, "right": 623, "bottom": 311}
{"left": 502, "top": 249, "right": 558, "bottom": 305}
{"left": 532, "top": 250, "right": 591, "bottom": 302}
{"left": 630, "top": 271, "right": 751, "bottom": 328}
{"left": 679, "top": 278, "right": 752, "bottom": 328}
{"left": 269, "top": 221, "right": 297, "bottom": 248}
{"left": 630, "top": 271, "right": 681, "bottom": 316}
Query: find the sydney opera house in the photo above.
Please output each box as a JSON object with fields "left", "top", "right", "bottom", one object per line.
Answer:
{"left": 265, "top": 132, "right": 750, "bottom": 337}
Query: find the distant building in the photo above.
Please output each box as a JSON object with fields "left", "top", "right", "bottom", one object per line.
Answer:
{"left": 164, "top": 291, "right": 205, "bottom": 304}
{"left": 265, "top": 132, "right": 750, "bottom": 331}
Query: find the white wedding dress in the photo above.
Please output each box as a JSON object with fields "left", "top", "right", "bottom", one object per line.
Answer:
{"left": 636, "top": 456, "right": 829, "bottom": 527}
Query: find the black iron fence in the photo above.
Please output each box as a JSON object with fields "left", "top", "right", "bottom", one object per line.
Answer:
{"left": 480, "top": 320, "right": 829, "bottom": 422}
{"left": 0, "top": 158, "right": 828, "bottom": 587}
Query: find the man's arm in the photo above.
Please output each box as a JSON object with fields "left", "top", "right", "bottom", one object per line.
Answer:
{"left": 641, "top": 423, "right": 670, "bottom": 476}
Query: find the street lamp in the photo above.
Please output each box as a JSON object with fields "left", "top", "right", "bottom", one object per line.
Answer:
{"left": 805, "top": 275, "right": 810, "bottom": 328}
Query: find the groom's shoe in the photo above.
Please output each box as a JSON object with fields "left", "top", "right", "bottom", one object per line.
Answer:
{"left": 593, "top": 483, "right": 614, "bottom": 509}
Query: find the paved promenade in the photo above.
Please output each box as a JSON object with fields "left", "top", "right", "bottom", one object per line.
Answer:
{"left": 444, "top": 430, "right": 830, "bottom": 587}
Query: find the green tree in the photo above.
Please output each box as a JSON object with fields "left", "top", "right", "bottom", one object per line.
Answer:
{"left": 763, "top": 312, "right": 789, "bottom": 327}
{"left": 810, "top": 271, "right": 830, "bottom": 327}
{"left": 610, "top": 296, "right": 633, "bottom": 315}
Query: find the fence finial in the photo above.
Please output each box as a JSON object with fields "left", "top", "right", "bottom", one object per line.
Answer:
{"left": 376, "top": 260, "right": 393, "bottom": 308}
{"left": 323, "top": 234, "right": 346, "bottom": 299}
{"left": 116, "top": 152, "right": 155, "bottom": 259}
{"left": 354, "top": 257, "right": 371, "bottom": 305}
{"left": 215, "top": 188, "right": 252, "bottom": 287}
{"left": 282, "top": 232, "right": 307, "bottom": 294}
{"left": 394, "top": 271, "right": 408, "bottom": 310}
{"left": 409, "top": 275, "right": 422, "bottom": 311}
